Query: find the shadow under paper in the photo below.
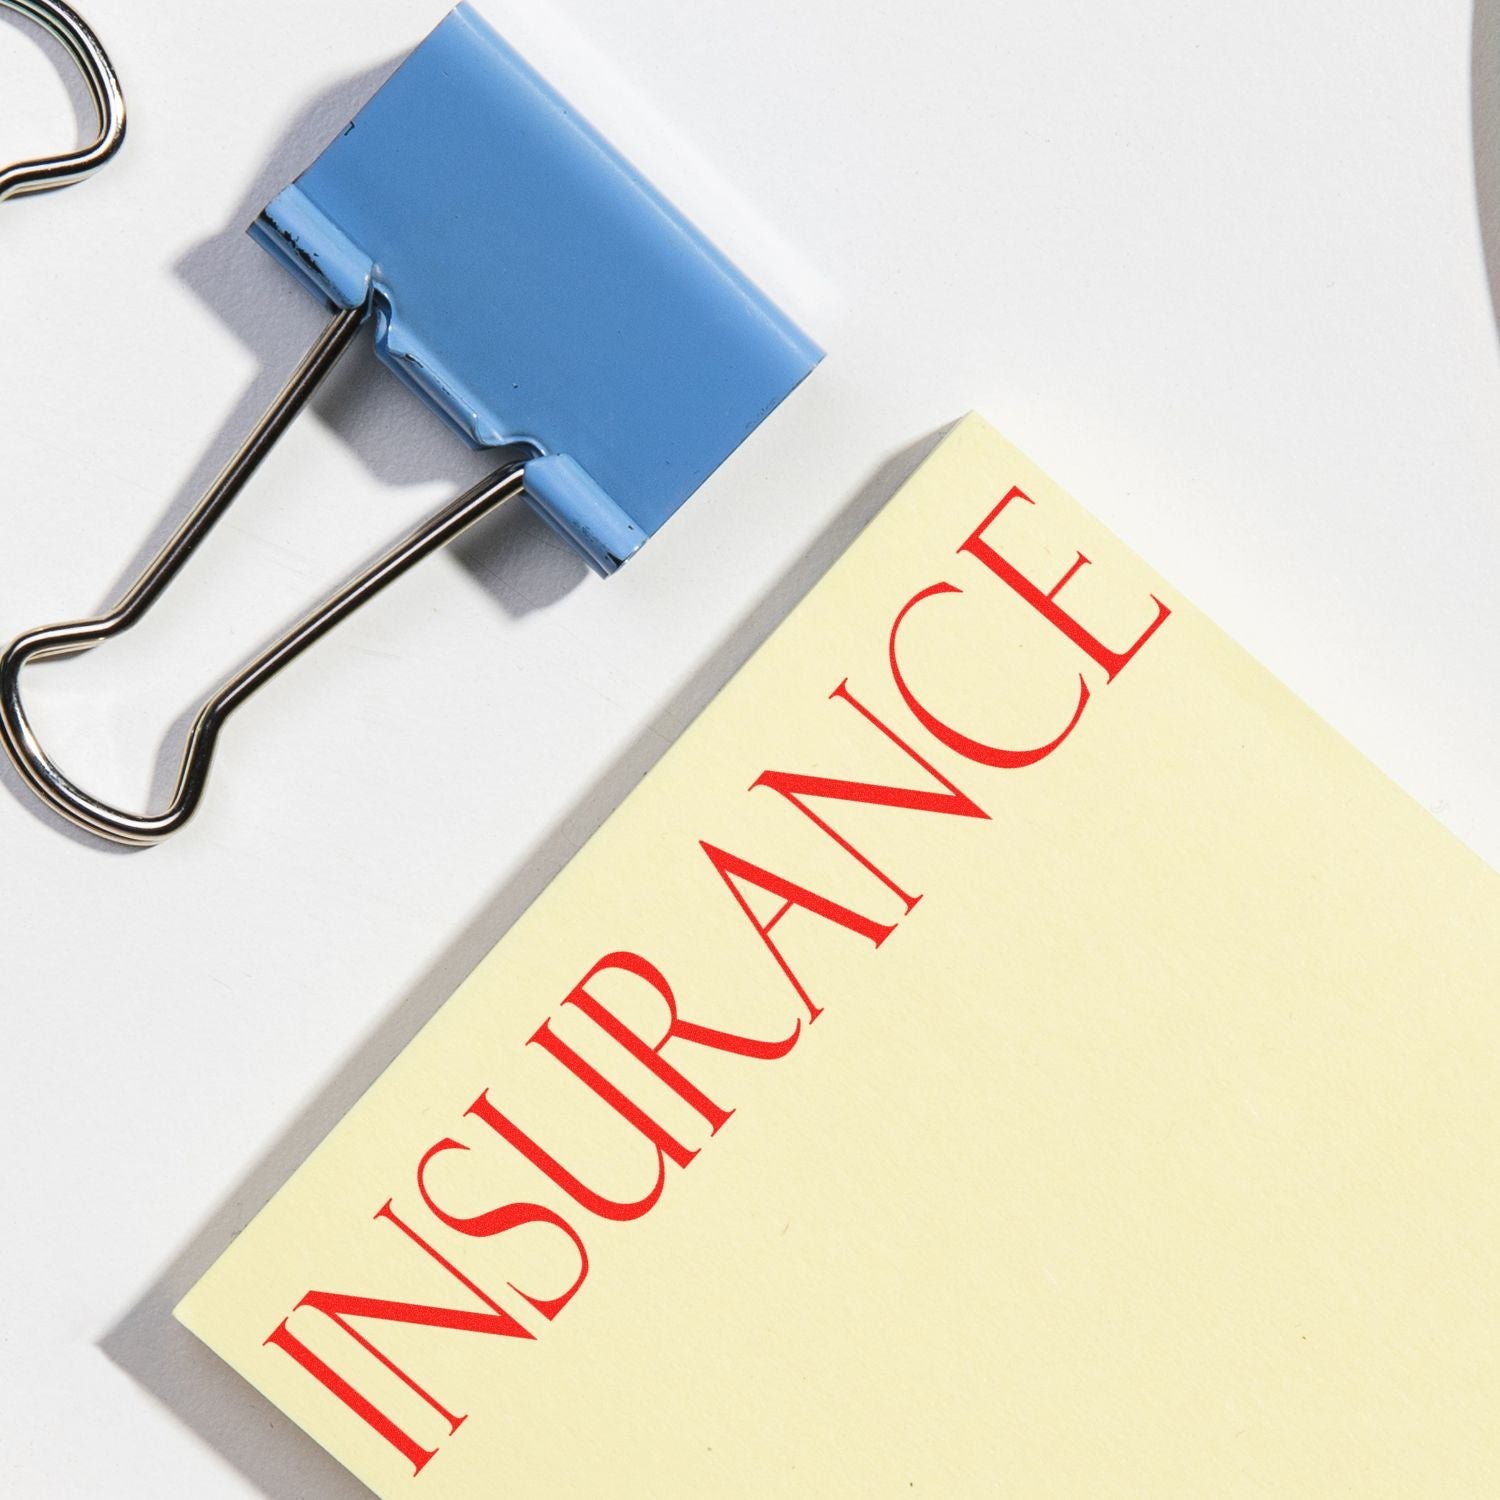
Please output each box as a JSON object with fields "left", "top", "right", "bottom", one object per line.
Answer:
{"left": 98, "top": 426, "right": 948, "bottom": 1499}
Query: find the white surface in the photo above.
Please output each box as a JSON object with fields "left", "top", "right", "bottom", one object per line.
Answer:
{"left": 0, "top": 1, "right": 1496, "bottom": 1494}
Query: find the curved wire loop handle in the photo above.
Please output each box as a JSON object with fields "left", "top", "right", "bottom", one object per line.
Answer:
{"left": 0, "top": 306, "right": 529, "bottom": 844}
{"left": 0, "top": 0, "right": 126, "bottom": 201}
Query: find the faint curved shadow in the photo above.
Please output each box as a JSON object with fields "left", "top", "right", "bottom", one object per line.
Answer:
{"left": 1475, "top": 0, "right": 1500, "bottom": 340}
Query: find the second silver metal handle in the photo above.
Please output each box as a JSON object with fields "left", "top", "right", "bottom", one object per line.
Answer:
{"left": 0, "top": 0, "right": 126, "bottom": 201}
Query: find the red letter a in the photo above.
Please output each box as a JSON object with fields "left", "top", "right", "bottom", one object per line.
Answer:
{"left": 699, "top": 842, "right": 897, "bottom": 1020}
{"left": 752, "top": 679, "right": 988, "bottom": 911}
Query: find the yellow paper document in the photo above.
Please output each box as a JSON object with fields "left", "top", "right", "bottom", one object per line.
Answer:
{"left": 178, "top": 415, "right": 1500, "bottom": 1497}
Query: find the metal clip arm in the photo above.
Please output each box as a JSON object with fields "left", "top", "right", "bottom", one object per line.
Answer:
{"left": 0, "top": 308, "right": 527, "bottom": 845}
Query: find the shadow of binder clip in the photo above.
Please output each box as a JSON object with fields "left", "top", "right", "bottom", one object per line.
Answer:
{"left": 0, "top": 0, "right": 125, "bottom": 201}
{"left": 0, "top": 4, "right": 822, "bottom": 846}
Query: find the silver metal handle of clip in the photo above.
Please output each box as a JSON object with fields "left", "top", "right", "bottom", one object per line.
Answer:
{"left": 0, "top": 307, "right": 529, "bottom": 845}
{"left": 0, "top": 0, "right": 126, "bottom": 200}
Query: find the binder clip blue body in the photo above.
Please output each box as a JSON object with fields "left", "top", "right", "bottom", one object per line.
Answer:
{"left": 0, "top": 5, "right": 822, "bottom": 846}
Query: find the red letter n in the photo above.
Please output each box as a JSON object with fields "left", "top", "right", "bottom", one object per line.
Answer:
{"left": 265, "top": 1200, "right": 533, "bottom": 1475}
{"left": 751, "top": 679, "right": 988, "bottom": 911}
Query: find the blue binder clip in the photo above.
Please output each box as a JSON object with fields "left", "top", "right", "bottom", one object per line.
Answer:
{"left": 0, "top": 5, "right": 822, "bottom": 845}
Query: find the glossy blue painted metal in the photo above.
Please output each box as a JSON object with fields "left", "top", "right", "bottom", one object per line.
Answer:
{"left": 252, "top": 4, "right": 822, "bottom": 574}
